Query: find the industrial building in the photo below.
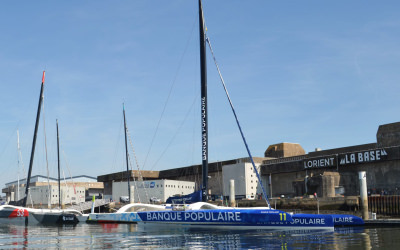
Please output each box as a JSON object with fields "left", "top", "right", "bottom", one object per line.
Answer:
{"left": 111, "top": 180, "right": 196, "bottom": 203}
{"left": 18, "top": 185, "right": 86, "bottom": 207}
{"left": 261, "top": 122, "right": 400, "bottom": 199}
{"left": 98, "top": 157, "right": 268, "bottom": 202}
{"left": 222, "top": 162, "right": 266, "bottom": 200}
{"left": 98, "top": 122, "right": 400, "bottom": 201}
{"left": 2, "top": 175, "right": 104, "bottom": 206}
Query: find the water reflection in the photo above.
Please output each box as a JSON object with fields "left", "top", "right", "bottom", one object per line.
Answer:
{"left": 0, "top": 221, "right": 400, "bottom": 249}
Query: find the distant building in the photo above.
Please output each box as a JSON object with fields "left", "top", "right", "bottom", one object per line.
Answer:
{"left": 98, "top": 170, "right": 159, "bottom": 200}
{"left": 96, "top": 122, "right": 400, "bottom": 200}
{"left": 17, "top": 185, "right": 86, "bottom": 207}
{"left": 2, "top": 175, "right": 104, "bottom": 206}
{"left": 222, "top": 162, "right": 266, "bottom": 200}
{"left": 261, "top": 122, "right": 400, "bottom": 198}
{"left": 111, "top": 180, "right": 196, "bottom": 203}
{"left": 99, "top": 158, "right": 268, "bottom": 201}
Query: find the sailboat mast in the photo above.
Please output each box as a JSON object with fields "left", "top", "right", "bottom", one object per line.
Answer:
{"left": 23, "top": 71, "right": 45, "bottom": 207}
{"left": 123, "top": 104, "right": 131, "bottom": 202}
{"left": 199, "top": 0, "right": 208, "bottom": 202}
{"left": 17, "top": 130, "right": 21, "bottom": 201}
{"left": 57, "top": 119, "right": 61, "bottom": 208}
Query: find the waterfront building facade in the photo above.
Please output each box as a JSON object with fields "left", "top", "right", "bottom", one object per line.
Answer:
{"left": 89, "top": 122, "right": 400, "bottom": 201}
{"left": 261, "top": 122, "right": 400, "bottom": 198}
{"left": 111, "top": 180, "right": 196, "bottom": 203}
{"left": 222, "top": 162, "right": 267, "bottom": 200}
{"left": 2, "top": 175, "right": 104, "bottom": 205}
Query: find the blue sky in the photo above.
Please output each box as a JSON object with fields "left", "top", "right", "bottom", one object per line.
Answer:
{"left": 0, "top": 1, "right": 399, "bottom": 189}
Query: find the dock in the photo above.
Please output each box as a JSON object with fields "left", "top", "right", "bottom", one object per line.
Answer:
{"left": 364, "top": 219, "right": 400, "bottom": 227}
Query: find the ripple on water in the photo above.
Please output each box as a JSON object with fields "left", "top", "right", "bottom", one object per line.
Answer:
{"left": 1, "top": 222, "right": 400, "bottom": 249}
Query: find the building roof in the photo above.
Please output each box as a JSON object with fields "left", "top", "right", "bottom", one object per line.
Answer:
{"left": 5, "top": 174, "right": 97, "bottom": 187}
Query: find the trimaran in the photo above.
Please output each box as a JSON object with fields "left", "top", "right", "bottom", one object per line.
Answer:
{"left": 0, "top": 0, "right": 364, "bottom": 229}
{"left": 88, "top": 0, "right": 364, "bottom": 229}
{"left": 0, "top": 71, "right": 85, "bottom": 224}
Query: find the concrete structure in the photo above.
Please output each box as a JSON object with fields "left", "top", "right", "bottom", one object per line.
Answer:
{"left": 261, "top": 122, "right": 400, "bottom": 198}
{"left": 222, "top": 162, "right": 267, "bottom": 200}
{"left": 2, "top": 175, "right": 104, "bottom": 204}
{"left": 264, "top": 143, "right": 305, "bottom": 158}
{"left": 96, "top": 122, "right": 400, "bottom": 202}
{"left": 98, "top": 157, "right": 268, "bottom": 200}
{"left": 159, "top": 157, "right": 268, "bottom": 198}
{"left": 111, "top": 180, "right": 195, "bottom": 203}
{"left": 14, "top": 184, "right": 86, "bottom": 207}
{"left": 98, "top": 170, "right": 159, "bottom": 199}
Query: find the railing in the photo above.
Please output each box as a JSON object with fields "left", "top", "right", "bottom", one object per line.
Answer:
{"left": 368, "top": 195, "right": 400, "bottom": 216}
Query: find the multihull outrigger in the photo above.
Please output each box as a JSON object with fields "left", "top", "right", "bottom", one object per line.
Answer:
{"left": 90, "top": 0, "right": 363, "bottom": 229}
{"left": 136, "top": 0, "right": 363, "bottom": 230}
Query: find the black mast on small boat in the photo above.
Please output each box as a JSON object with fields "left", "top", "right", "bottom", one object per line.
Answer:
{"left": 56, "top": 119, "right": 61, "bottom": 208}
{"left": 199, "top": 0, "right": 208, "bottom": 202}
{"left": 23, "top": 71, "right": 45, "bottom": 207}
{"left": 123, "top": 104, "right": 131, "bottom": 203}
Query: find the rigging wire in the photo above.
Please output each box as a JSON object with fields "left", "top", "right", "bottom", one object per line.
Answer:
{"left": 206, "top": 35, "right": 271, "bottom": 207}
{"left": 142, "top": 18, "right": 197, "bottom": 170}
{"left": 16, "top": 131, "right": 22, "bottom": 201}
{"left": 62, "top": 150, "right": 80, "bottom": 206}
{"left": 41, "top": 98, "right": 52, "bottom": 208}
{"left": 61, "top": 169, "right": 72, "bottom": 206}
{"left": 127, "top": 152, "right": 141, "bottom": 203}
{"left": 126, "top": 126, "right": 150, "bottom": 202}
{"left": 149, "top": 94, "right": 198, "bottom": 171}
{"left": 110, "top": 116, "right": 124, "bottom": 173}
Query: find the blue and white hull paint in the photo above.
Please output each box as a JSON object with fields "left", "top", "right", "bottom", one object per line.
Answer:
{"left": 87, "top": 202, "right": 363, "bottom": 228}
{"left": 88, "top": 212, "right": 141, "bottom": 223}
{"left": 137, "top": 209, "right": 334, "bottom": 231}
{"left": 331, "top": 214, "right": 364, "bottom": 226}
{"left": 88, "top": 203, "right": 169, "bottom": 223}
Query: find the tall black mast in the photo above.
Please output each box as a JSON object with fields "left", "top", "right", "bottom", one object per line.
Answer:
{"left": 123, "top": 104, "right": 131, "bottom": 203}
{"left": 199, "top": 0, "right": 208, "bottom": 202}
{"left": 56, "top": 119, "right": 61, "bottom": 208}
{"left": 23, "top": 71, "right": 45, "bottom": 207}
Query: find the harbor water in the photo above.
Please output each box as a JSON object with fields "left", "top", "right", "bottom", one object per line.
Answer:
{"left": 1, "top": 222, "right": 400, "bottom": 249}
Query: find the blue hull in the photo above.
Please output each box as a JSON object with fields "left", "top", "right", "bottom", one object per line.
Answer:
{"left": 331, "top": 214, "right": 364, "bottom": 226}
{"left": 137, "top": 209, "right": 334, "bottom": 230}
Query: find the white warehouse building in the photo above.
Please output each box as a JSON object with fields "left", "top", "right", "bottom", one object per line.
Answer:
{"left": 222, "top": 162, "right": 268, "bottom": 200}
{"left": 3, "top": 175, "right": 101, "bottom": 206}
{"left": 13, "top": 185, "right": 86, "bottom": 207}
{"left": 112, "top": 179, "right": 196, "bottom": 203}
